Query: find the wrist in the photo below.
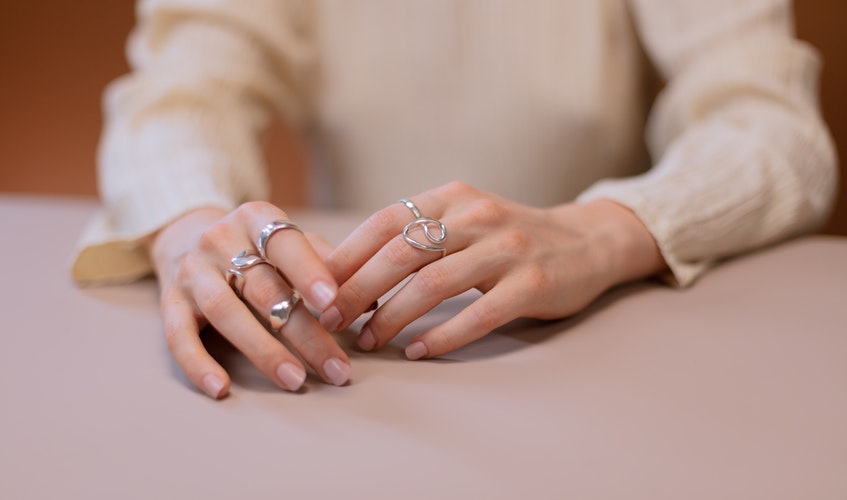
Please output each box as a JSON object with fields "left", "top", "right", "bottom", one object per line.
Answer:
{"left": 552, "top": 199, "right": 667, "bottom": 287}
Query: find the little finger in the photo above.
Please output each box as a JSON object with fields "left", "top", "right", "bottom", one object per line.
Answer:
{"left": 161, "top": 289, "right": 230, "bottom": 399}
{"left": 404, "top": 282, "right": 529, "bottom": 360}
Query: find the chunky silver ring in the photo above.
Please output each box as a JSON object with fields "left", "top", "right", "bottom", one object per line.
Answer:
{"left": 257, "top": 220, "right": 303, "bottom": 260}
{"left": 226, "top": 250, "right": 273, "bottom": 296}
{"left": 269, "top": 291, "right": 302, "bottom": 331}
{"left": 398, "top": 199, "right": 447, "bottom": 256}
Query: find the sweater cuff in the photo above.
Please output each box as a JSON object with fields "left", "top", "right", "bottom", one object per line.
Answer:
{"left": 577, "top": 179, "right": 712, "bottom": 288}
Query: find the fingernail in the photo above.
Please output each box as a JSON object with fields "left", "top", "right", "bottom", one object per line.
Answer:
{"left": 202, "top": 373, "right": 226, "bottom": 399}
{"left": 277, "top": 362, "right": 306, "bottom": 391}
{"left": 320, "top": 306, "right": 343, "bottom": 332}
{"left": 310, "top": 281, "right": 337, "bottom": 311}
{"left": 357, "top": 327, "right": 376, "bottom": 351}
{"left": 405, "top": 341, "right": 427, "bottom": 360}
{"left": 323, "top": 357, "right": 351, "bottom": 386}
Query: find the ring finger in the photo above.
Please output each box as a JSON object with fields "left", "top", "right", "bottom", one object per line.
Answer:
{"left": 192, "top": 268, "right": 312, "bottom": 392}
{"left": 237, "top": 263, "right": 352, "bottom": 386}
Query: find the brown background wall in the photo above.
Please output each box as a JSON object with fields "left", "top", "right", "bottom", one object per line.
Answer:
{"left": 1, "top": 1, "right": 845, "bottom": 234}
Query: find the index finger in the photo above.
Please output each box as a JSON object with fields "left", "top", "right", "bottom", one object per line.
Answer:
{"left": 327, "top": 194, "right": 445, "bottom": 284}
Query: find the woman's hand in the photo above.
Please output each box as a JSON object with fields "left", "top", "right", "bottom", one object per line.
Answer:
{"left": 320, "top": 181, "right": 666, "bottom": 359}
{"left": 148, "top": 202, "right": 351, "bottom": 399}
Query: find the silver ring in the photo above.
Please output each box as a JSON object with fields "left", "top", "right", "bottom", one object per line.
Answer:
{"left": 399, "top": 198, "right": 423, "bottom": 219}
{"left": 269, "top": 291, "right": 302, "bottom": 331}
{"left": 226, "top": 250, "right": 272, "bottom": 296}
{"left": 257, "top": 220, "right": 303, "bottom": 260}
{"left": 398, "top": 199, "right": 447, "bottom": 256}
{"left": 226, "top": 269, "right": 247, "bottom": 296}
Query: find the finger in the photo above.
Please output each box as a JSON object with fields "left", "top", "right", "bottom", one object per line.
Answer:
{"left": 305, "top": 232, "right": 335, "bottom": 262}
{"left": 356, "top": 244, "right": 492, "bottom": 351}
{"left": 404, "top": 282, "right": 526, "bottom": 360}
{"left": 327, "top": 194, "right": 445, "bottom": 284}
{"left": 238, "top": 264, "right": 352, "bottom": 386}
{"left": 319, "top": 233, "right": 437, "bottom": 332}
{"left": 192, "top": 269, "right": 311, "bottom": 392}
{"left": 238, "top": 204, "right": 338, "bottom": 312}
{"left": 161, "top": 289, "right": 231, "bottom": 399}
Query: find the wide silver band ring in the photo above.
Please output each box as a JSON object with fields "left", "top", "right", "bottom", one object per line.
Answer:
{"left": 226, "top": 250, "right": 273, "bottom": 296}
{"left": 269, "top": 291, "right": 302, "bottom": 331}
{"left": 257, "top": 220, "right": 303, "bottom": 260}
{"left": 398, "top": 199, "right": 447, "bottom": 256}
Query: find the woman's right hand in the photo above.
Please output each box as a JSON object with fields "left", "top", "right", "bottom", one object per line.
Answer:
{"left": 147, "top": 202, "right": 351, "bottom": 399}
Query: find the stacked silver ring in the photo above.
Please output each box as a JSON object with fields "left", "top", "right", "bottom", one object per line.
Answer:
{"left": 226, "top": 220, "right": 305, "bottom": 331}
{"left": 226, "top": 250, "right": 273, "bottom": 297}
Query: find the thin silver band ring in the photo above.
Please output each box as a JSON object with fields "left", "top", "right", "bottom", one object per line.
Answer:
{"left": 399, "top": 198, "right": 423, "bottom": 219}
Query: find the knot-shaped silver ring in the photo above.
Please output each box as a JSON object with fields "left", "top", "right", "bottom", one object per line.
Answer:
{"left": 398, "top": 199, "right": 447, "bottom": 256}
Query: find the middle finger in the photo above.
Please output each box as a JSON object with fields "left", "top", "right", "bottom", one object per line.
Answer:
{"left": 237, "top": 263, "right": 352, "bottom": 386}
{"left": 320, "top": 202, "right": 464, "bottom": 333}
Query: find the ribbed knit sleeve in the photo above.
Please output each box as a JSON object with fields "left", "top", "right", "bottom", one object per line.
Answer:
{"left": 577, "top": 0, "right": 837, "bottom": 286}
{"left": 72, "top": 0, "right": 314, "bottom": 284}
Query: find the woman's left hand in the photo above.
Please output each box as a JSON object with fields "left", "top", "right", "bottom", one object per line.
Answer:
{"left": 319, "top": 181, "right": 666, "bottom": 359}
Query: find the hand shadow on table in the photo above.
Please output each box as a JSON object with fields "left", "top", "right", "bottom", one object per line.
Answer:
{"left": 414, "top": 281, "right": 655, "bottom": 363}
{"left": 173, "top": 280, "right": 653, "bottom": 394}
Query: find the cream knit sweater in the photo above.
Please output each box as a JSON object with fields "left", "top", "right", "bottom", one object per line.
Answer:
{"left": 72, "top": 0, "right": 837, "bottom": 286}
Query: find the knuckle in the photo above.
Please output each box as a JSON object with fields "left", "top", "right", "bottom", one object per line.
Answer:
{"left": 365, "top": 208, "right": 400, "bottom": 240}
{"left": 163, "top": 322, "right": 181, "bottom": 352}
{"left": 237, "top": 200, "right": 272, "bottom": 216}
{"left": 247, "top": 274, "right": 287, "bottom": 310}
{"left": 441, "top": 180, "right": 475, "bottom": 198}
{"left": 411, "top": 263, "right": 451, "bottom": 297}
{"left": 498, "top": 227, "right": 532, "bottom": 257}
{"left": 522, "top": 263, "right": 552, "bottom": 294}
{"left": 197, "top": 222, "right": 232, "bottom": 253}
{"left": 236, "top": 201, "right": 287, "bottom": 227}
{"left": 429, "top": 328, "right": 461, "bottom": 355}
{"left": 469, "top": 299, "right": 501, "bottom": 333}
{"left": 178, "top": 251, "right": 203, "bottom": 276}
{"left": 466, "top": 198, "right": 506, "bottom": 226}
{"left": 196, "top": 287, "right": 231, "bottom": 319}
{"left": 366, "top": 313, "right": 394, "bottom": 342}
{"left": 338, "top": 279, "right": 368, "bottom": 313}
{"left": 382, "top": 238, "right": 418, "bottom": 270}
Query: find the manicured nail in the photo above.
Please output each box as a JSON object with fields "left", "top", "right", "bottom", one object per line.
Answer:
{"left": 202, "top": 373, "right": 226, "bottom": 399}
{"left": 310, "top": 281, "right": 337, "bottom": 311}
{"left": 277, "top": 362, "right": 306, "bottom": 391}
{"left": 320, "top": 306, "right": 343, "bottom": 332}
{"left": 405, "top": 341, "right": 427, "bottom": 360}
{"left": 357, "top": 327, "right": 376, "bottom": 351}
{"left": 323, "top": 357, "right": 351, "bottom": 386}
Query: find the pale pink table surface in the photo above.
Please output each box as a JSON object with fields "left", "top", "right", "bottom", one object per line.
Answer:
{"left": 2, "top": 194, "right": 846, "bottom": 499}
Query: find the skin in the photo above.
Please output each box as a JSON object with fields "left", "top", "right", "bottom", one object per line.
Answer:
{"left": 148, "top": 181, "right": 666, "bottom": 399}
{"left": 148, "top": 202, "right": 351, "bottom": 399}
{"left": 320, "top": 181, "right": 667, "bottom": 359}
